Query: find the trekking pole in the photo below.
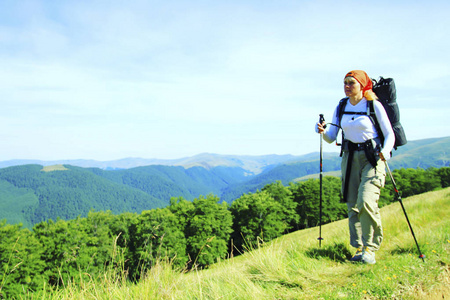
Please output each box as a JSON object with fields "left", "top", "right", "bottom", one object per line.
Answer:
{"left": 318, "top": 114, "right": 325, "bottom": 247}
{"left": 384, "top": 160, "right": 425, "bottom": 262}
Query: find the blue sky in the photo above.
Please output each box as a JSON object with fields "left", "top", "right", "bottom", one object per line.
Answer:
{"left": 1, "top": 0, "right": 449, "bottom": 161}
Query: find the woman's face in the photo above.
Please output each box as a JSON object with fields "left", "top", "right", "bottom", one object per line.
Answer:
{"left": 344, "top": 76, "right": 362, "bottom": 98}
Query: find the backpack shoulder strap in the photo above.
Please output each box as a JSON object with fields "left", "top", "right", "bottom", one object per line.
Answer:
{"left": 337, "top": 97, "right": 348, "bottom": 126}
{"left": 368, "top": 100, "right": 384, "bottom": 146}
{"left": 336, "top": 97, "right": 348, "bottom": 156}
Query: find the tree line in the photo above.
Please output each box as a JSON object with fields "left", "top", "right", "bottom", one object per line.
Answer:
{"left": 1, "top": 166, "right": 449, "bottom": 298}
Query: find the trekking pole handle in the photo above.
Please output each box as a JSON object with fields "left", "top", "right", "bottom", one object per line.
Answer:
{"left": 319, "top": 114, "right": 326, "bottom": 129}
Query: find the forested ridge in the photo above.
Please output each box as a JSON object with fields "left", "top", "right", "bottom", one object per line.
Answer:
{"left": 0, "top": 164, "right": 257, "bottom": 228}
{"left": 0, "top": 165, "right": 166, "bottom": 227}
{"left": 1, "top": 166, "right": 449, "bottom": 298}
{"left": 1, "top": 136, "right": 450, "bottom": 228}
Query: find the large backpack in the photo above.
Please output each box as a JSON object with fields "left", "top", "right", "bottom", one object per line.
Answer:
{"left": 337, "top": 76, "right": 407, "bottom": 151}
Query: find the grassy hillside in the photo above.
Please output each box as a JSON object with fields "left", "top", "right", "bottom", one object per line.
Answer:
{"left": 35, "top": 188, "right": 449, "bottom": 299}
{"left": 388, "top": 136, "right": 450, "bottom": 169}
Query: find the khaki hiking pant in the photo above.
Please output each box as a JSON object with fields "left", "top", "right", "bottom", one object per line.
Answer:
{"left": 341, "top": 149, "right": 386, "bottom": 252}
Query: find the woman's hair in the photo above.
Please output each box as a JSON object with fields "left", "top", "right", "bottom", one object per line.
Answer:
{"left": 345, "top": 70, "right": 378, "bottom": 101}
{"left": 364, "top": 90, "right": 378, "bottom": 101}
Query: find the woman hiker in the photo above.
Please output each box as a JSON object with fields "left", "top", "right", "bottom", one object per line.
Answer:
{"left": 316, "top": 70, "right": 395, "bottom": 264}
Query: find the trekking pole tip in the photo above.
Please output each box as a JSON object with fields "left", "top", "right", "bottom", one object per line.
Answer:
{"left": 419, "top": 254, "right": 426, "bottom": 261}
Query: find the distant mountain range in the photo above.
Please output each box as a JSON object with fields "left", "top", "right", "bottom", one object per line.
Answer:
{"left": 1, "top": 136, "right": 449, "bottom": 228}
{"left": 0, "top": 153, "right": 309, "bottom": 174}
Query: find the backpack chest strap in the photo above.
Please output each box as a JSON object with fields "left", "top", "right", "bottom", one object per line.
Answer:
{"left": 341, "top": 100, "right": 372, "bottom": 118}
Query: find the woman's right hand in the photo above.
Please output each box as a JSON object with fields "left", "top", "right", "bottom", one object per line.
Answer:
{"left": 317, "top": 122, "right": 326, "bottom": 134}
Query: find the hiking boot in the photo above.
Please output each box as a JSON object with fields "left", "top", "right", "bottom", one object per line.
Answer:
{"left": 350, "top": 247, "right": 363, "bottom": 262}
{"left": 361, "top": 247, "right": 376, "bottom": 264}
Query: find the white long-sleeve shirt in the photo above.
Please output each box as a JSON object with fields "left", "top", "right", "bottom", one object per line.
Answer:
{"left": 318, "top": 98, "right": 395, "bottom": 160}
